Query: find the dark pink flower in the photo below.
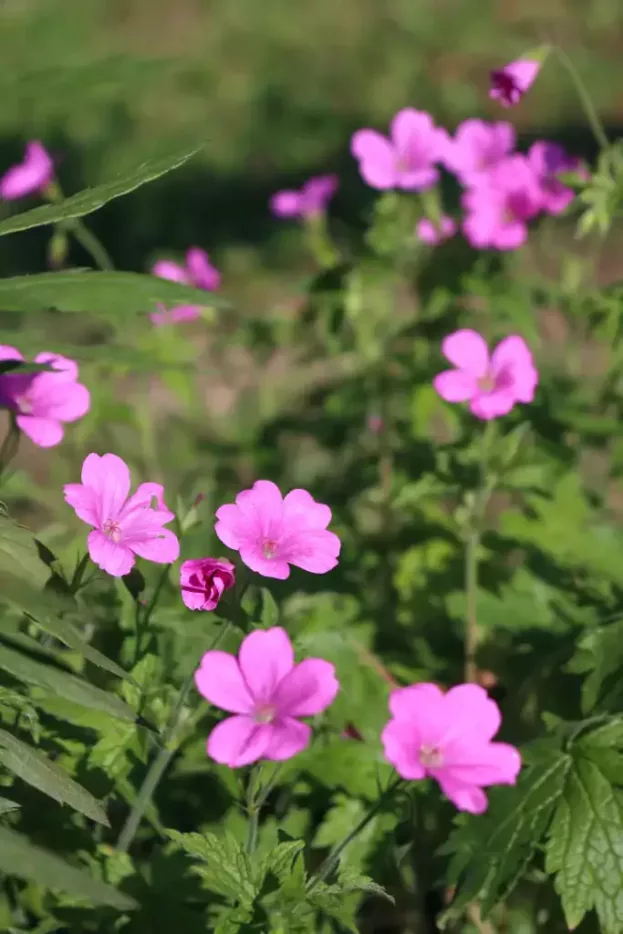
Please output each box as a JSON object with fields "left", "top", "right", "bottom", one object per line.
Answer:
{"left": 527, "top": 141, "right": 584, "bottom": 215}
{"left": 0, "top": 142, "right": 54, "bottom": 200}
{"left": 64, "top": 453, "right": 180, "bottom": 577}
{"left": 416, "top": 215, "right": 456, "bottom": 245}
{"left": 180, "top": 557, "right": 236, "bottom": 611}
{"left": 270, "top": 175, "right": 338, "bottom": 219}
{"left": 195, "top": 627, "right": 339, "bottom": 767}
{"left": 351, "top": 108, "right": 448, "bottom": 191}
{"left": 489, "top": 60, "right": 540, "bottom": 107}
{"left": 462, "top": 155, "right": 542, "bottom": 251}
{"left": 215, "top": 480, "right": 340, "bottom": 580}
{"left": 443, "top": 119, "right": 515, "bottom": 184}
{"left": 433, "top": 329, "right": 538, "bottom": 420}
{"left": 0, "top": 346, "right": 90, "bottom": 448}
{"left": 150, "top": 247, "right": 220, "bottom": 326}
{"left": 381, "top": 682, "right": 521, "bottom": 813}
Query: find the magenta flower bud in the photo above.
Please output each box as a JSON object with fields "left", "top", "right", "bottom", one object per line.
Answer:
{"left": 416, "top": 215, "right": 457, "bottom": 246}
{"left": 0, "top": 141, "right": 54, "bottom": 200}
{"left": 489, "top": 59, "right": 541, "bottom": 108}
{"left": 270, "top": 174, "right": 338, "bottom": 220}
{"left": 180, "top": 557, "right": 236, "bottom": 611}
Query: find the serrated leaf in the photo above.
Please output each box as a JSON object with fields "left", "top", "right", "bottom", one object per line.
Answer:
{"left": 0, "top": 142, "right": 204, "bottom": 236}
{"left": 0, "top": 825, "right": 136, "bottom": 909}
{"left": 0, "top": 516, "right": 48, "bottom": 586}
{"left": 166, "top": 829, "right": 258, "bottom": 908}
{"left": 337, "top": 868, "right": 394, "bottom": 904}
{"left": 441, "top": 750, "right": 570, "bottom": 924}
{"left": 262, "top": 839, "right": 305, "bottom": 884}
{"left": 545, "top": 746, "right": 623, "bottom": 932}
{"left": 0, "top": 728, "right": 108, "bottom": 824}
{"left": 306, "top": 882, "right": 359, "bottom": 933}
{"left": 0, "top": 795, "right": 19, "bottom": 814}
{"left": 0, "top": 270, "right": 225, "bottom": 317}
{"left": 0, "top": 642, "right": 135, "bottom": 721}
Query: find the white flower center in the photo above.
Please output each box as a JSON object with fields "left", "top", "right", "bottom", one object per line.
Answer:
{"left": 14, "top": 393, "right": 33, "bottom": 414}
{"left": 419, "top": 744, "right": 444, "bottom": 769}
{"left": 477, "top": 373, "right": 495, "bottom": 393}
{"left": 103, "top": 518, "right": 122, "bottom": 543}
{"left": 254, "top": 705, "right": 276, "bottom": 724}
{"left": 262, "top": 539, "right": 278, "bottom": 559}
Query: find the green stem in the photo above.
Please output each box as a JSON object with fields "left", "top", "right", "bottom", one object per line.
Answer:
{"left": 554, "top": 47, "right": 609, "bottom": 151}
{"left": 307, "top": 776, "right": 403, "bottom": 891}
{"left": 0, "top": 415, "right": 20, "bottom": 484}
{"left": 117, "top": 622, "right": 231, "bottom": 852}
{"left": 69, "top": 217, "right": 115, "bottom": 271}
{"left": 246, "top": 805, "right": 259, "bottom": 855}
{"left": 69, "top": 552, "right": 91, "bottom": 595}
{"left": 464, "top": 529, "right": 479, "bottom": 684}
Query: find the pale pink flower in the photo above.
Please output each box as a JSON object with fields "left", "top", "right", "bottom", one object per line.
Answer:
{"left": 527, "top": 141, "right": 584, "bottom": 215}
{"left": 490, "top": 60, "right": 540, "bottom": 108}
{"left": 63, "top": 453, "right": 180, "bottom": 577}
{"left": 150, "top": 246, "right": 220, "bottom": 326}
{"left": 0, "top": 142, "right": 54, "bottom": 200}
{"left": 416, "top": 215, "right": 456, "bottom": 246}
{"left": 443, "top": 119, "right": 515, "bottom": 184}
{"left": 433, "top": 329, "right": 538, "bottom": 420}
{"left": 180, "top": 557, "right": 236, "bottom": 611}
{"left": 351, "top": 108, "right": 448, "bottom": 191}
{"left": 462, "top": 155, "right": 542, "bottom": 251}
{"left": 215, "top": 480, "right": 340, "bottom": 580}
{"left": 0, "top": 347, "right": 90, "bottom": 448}
{"left": 381, "top": 682, "right": 521, "bottom": 813}
{"left": 270, "top": 174, "right": 338, "bottom": 219}
{"left": 195, "top": 627, "right": 339, "bottom": 767}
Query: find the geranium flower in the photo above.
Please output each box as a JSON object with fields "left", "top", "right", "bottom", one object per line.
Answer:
{"left": 270, "top": 175, "right": 338, "bottom": 219}
{"left": 150, "top": 247, "right": 220, "bottom": 325}
{"left": 180, "top": 557, "right": 236, "bottom": 611}
{"left": 489, "top": 59, "right": 541, "bottom": 107}
{"left": 0, "top": 141, "right": 54, "bottom": 200}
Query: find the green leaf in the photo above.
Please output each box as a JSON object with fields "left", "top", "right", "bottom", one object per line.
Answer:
{"left": 165, "top": 829, "right": 258, "bottom": 908}
{"left": 545, "top": 740, "right": 623, "bottom": 932}
{"left": 441, "top": 748, "right": 570, "bottom": 924}
{"left": 0, "top": 795, "right": 19, "bottom": 814}
{"left": 0, "top": 516, "right": 48, "bottom": 586}
{"left": 337, "top": 868, "right": 394, "bottom": 904}
{"left": 567, "top": 618, "right": 623, "bottom": 713}
{"left": 0, "top": 271, "right": 225, "bottom": 317}
{"left": 0, "top": 825, "right": 136, "bottom": 909}
{"left": 0, "top": 142, "right": 204, "bottom": 236}
{"left": 0, "top": 728, "right": 108, "bottom": 824}
{"left": 0, "top": 641, "right": 135, "bottom": 721}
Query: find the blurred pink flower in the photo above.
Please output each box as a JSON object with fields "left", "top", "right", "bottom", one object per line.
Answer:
{"left": 381, "top": 682, "right": 521, "bottom": 813}
{"left": 416, "top": 215, "right": 456, "bottom": 245}
{"left": 195, "top": 626, "right": 339, "bottom": 767}
{"left": 64, "top": 453, "right": 180, "bottom": 577}
{"left": 489, "top": 60, "right": 540, "bottom": 107}
{"left": 180, "top": 557, "right": 236, "bottom": 611}
{"left": 270, "top": 174, "right": 338, "bottom": 219}
{"left": 0, "top": 142, "right": 54, "bottom": 200}
{"left": 527, "top": 141, "right": 583, "bottom": 215}
{"left": 215, "top": 479, "right": 340, "bottom": 579}
{"left": 0, "top": 347, "right": 90, "bottom": 448}
{"left": 150, "top": 246, "right": 220, "bottom": 326}
{"left": 433, "top": 329, "right": 538, "bottom": 420}
{"left": 443, "top": 119, "right": 515, "bottom": 184}
{"left": 462, "top": 155, "right": 542, "bottom": 250}
{"left": 351, "top": 108, "right": 448, "bottom": 191}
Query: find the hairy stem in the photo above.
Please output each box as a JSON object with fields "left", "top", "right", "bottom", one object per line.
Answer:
{"left": 554, "top": 47, "right": 609, "bottom": 151}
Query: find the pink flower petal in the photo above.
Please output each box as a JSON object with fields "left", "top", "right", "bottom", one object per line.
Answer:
{"left": 186, "top": 247, "right": 221, "bottom": 291}
{"left": 284, "top": 529, "right": 341, "bottom": 574}
{"left": 381, "top": 719, "right": 427, "bottom": 780}
{"left": 0, "top": 345, "right": 23, "bottom": 362}
{"left": 238, "top": 627, "right": 294, "bottom": 703}
{"left": 238, "top": 544, "right": 291, "bottom": 579}
{"left": 438, "top": 778, "right": 489, "bottom": 813}
{"left": 235, "top": 480, "right": 284, "bottom": 536}
{"left": 207, "top": 715, "right": 271, "bottom": 767}
{"left": 263, "top": 717, "right": 311, "bottom": 760}
{"left": 15, "top": 415, "right": 63, "bottom": 448}
{"left": 128, "top": 528, "right": 180, "bottom": 565}
{"left": 443, "top": 741, "right": 522, "bottom": 786}
{"left": 433, "top": 370, "right": 478, "bottom": 403}
{"left": 0, "top": 142, "right": 53, "bottom": 200}
{"left": 389, "top": 683, "right": 444, "bottom": 721}
{"left": 33, "top": 381, "right": 90, "bottom": 422}
{"left": 470, "top": 391, "right": 516, "bottom": 420}
{"left": 87, "top": 529, "right": 135, "bottom": 577}
{"left": 441, "top": 330, "right": 490, "bottom": 377}
{"left": 270, "top": 191, "right": 303, "bottom": 218}
{"left": 81, "top": 453, "right": 131, "bottom": 524}
{"left": 273, "top": 658, "right": 339, "bottom": 716}
{"left": 351, "top": 129, "right": 397, "bottom": 189}
{"left": 151, "top": 260, "right": 189, "bottom": 284}
{"left": 214, "top": 503, "right": 248, "bottom": 550}
{"left": 491, "top": 336, "right": 538, "bottom": 403}
{"left": 63, "top": 483, "right": 99, "bottom": 527}
{"left": 282, "top": 489, "right": 332, "bottom": 530}
{"left": 195, "top": 651, "right": 254, "bottom": 713}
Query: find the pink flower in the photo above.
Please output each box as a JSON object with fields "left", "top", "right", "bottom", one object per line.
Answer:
{"left": 433, "top": 329, "right": 538, "bottom": 420}
{"left": 489, "top": 60, "right": 540, "bottom": 108}
{"left": 443, "top": 119, "right": 515, "bottom": 184}
{"left": 150, "top": 246, "right": 220, "bottom": 326}
{"left": 462, "top": 155, "right": 542, "bottom": 250}
{"left": 0, "top": 141, "right": 54, "bottom": 200}
{"left": 416, "top": 215, "right": 456, "bottom": 245}
{"left": 180, "top": 557, "right": 236, "bottom": 611}
{"left": 270, "top": 174, "right": 338, "bottom": 219}
{"left": 0, "top": 347, "right": 90, "bottom": 448}
{"left": 215, "top": 480, "right": 340, "bottom": 580}
{"left": 195, "top": 627, "right": 339, "bottom": 767}
{"left": 527, "top": 141, "right": 583, "bottom": 215}
{"left": 63, "top": 453, "right": 180, "bottom": 577}
{"left": 351, "top": 108, "right": 448, "bottom": 191}
{"left": 381, "top": 682, "right": 521, "bottom": 813}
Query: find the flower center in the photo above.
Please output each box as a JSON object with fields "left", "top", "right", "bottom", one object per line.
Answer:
{"left": 419, "top": 744, "right": 444, "bottom": 769}
{"left": 102, "top": 518, "right": 122, "bottom": 543}
{"left": 254, "top": 705, "right": 276, "bottom": 724}
{"left": 14, "top": 393, "right": 33, "bottom": 414}
{"left": 478, "top": 372, "right": 496, "bottom": 393}
{"left": 262, "top": 539, "right": 278, "bottom": 559}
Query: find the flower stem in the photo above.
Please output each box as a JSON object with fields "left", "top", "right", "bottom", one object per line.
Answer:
{"left": 464, "top": 527, "right": 480, "bottom": 684}
{"left": 307, "top": 776, "right": 403, "bottom": 892}
{"left": 554, "top": 47, "right": 609, "bottom": 151}
{"left": 69, "top": 217, "right": 115, "bottom": 271}
{"left": 116, "top": 622, "right": 231, "bottom": 852}
{"left": 0, "top": 415, "right": 20, "bottom": 484}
